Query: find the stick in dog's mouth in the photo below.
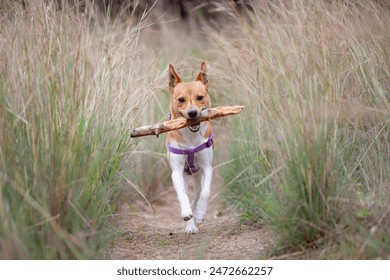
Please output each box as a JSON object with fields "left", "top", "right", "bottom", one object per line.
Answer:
{"left": 130, "top": 105, "right": 244, "bottom": 138}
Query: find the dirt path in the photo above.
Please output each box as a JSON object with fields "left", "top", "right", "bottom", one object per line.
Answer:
{"left": 106, "top": 171, "right": 273, "bottom": 260}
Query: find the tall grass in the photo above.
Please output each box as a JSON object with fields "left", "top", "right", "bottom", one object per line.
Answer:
{"left": 215, "top": 0, "right": 390, "bottom": 258}
{"left": 2, "top": 0, "right": 388, "bottom": 260}
{"left": 0, "top": 1, "right": 162, "bottom": 259}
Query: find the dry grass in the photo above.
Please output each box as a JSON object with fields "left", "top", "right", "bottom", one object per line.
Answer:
{"left": 0, "top": 0, "right": 164, "bottom": 259}
{"left": 215, "top": 0, "right": 390, "bottom": 258}
{"left": 1, "top": 0, "right": 389, "bottom": 259}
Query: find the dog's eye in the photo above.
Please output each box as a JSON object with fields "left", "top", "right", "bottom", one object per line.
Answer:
{"left": 178, "top": 97, "right": 185, "bottom": 103}
{"left": 197, "top": 96, "right": 204, "bottom": 101}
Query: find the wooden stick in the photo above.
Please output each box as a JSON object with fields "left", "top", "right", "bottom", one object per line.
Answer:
{"left": 130, "top": 105, "right": 244, "bottom": 138}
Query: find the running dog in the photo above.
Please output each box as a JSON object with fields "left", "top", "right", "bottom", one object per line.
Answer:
{"left": 166, "top": 61, "right": 213, "bottom": 234}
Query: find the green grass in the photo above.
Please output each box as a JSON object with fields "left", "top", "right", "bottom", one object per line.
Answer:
{"left": 217, "top": 0, "right": 390, "bottom": 258}
{"left": 1, "top": 0, "right": 389, "bottom": 260}
{"left": 0, "top": 2, "right": 161, "bottom": 259}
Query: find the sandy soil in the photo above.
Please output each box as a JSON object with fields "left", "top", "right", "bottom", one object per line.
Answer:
{"left": 106, "top": 171, "right": 273, "bottom": 260}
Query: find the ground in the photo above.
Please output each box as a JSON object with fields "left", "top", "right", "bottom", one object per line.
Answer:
{"left": 106, "top": 172, "right": 273, "bottom": 260}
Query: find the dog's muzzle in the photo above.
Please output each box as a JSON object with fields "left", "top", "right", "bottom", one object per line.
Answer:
{"left": 186, "top": 109, "right": 200, "bottom": 132}
{"left": 187, "top": 109, "right": 198, "bottom": 119}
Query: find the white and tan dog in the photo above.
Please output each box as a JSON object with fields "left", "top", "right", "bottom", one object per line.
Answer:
{"left": 166, "top": 62, "right": 213, "bottom": 234}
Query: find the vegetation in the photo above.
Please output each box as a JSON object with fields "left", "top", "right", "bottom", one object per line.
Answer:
{"left": 218, "top": 0, "right": 390, "bottom": 258}
{"left": 0, "top": 1, "right": 162, "bottom": 258}
{"left": 1, "top": 0, "right": 388, "bottom": 259}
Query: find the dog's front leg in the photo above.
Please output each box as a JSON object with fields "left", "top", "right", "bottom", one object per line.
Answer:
{"left": 195, "top": 166, "right": 212, "bottom": 223}
{"left": 171, "top": 170, "right": 193, "bottom": 221}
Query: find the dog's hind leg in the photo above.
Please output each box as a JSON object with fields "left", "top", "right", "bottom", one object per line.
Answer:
{"left": 191, "top": 172, "right": 202, "bottom": 214}
{"left": 195, "top": 166, "right": 212, "bottom": 223}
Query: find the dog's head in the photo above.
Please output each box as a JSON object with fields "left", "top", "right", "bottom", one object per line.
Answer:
{"left": 168, "top": 62, "right": 210, "bottom": 120}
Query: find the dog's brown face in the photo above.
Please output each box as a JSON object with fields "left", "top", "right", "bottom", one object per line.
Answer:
{"left": 168, "top": 62, "right": 210, "bottom": 120}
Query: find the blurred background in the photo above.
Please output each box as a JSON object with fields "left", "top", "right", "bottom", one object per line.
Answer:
{"left": 0, "top": 0, "right": 389, "bottom": 259}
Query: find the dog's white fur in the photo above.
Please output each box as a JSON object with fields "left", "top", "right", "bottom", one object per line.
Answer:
{"left": 167, "top": 62, "right": 213, "bottom": 234}
{"left": 168, "top": 124, "right": 213, "bottom": 233}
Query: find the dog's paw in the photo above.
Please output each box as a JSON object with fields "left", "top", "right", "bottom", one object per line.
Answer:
{"left": 195, "top": 211, "right": 206, "bottom": 224}
{"left": 185, "top": 221, "right": 199, "bottom": 234}
{"left": 195, "top": 217, "right": 205, "bottom": 224}
{"left": 182, "top": 214, "right": 193, "bottom": 221}
{"left": 181, "top": 209, "right": 193, "bottom": 221}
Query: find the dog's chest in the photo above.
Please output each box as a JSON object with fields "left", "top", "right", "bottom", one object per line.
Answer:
{"left": 167, "top": 125, "right": 213, "bottom": 173}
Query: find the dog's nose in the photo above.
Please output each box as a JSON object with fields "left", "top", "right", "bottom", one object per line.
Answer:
{"left": 188, "top": 110, "right": 198, "bottom": 119}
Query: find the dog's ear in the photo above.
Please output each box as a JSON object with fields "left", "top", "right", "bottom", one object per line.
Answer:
{"left": 169, "top": 64, "right": 182, "bottom": 93}
{"left": 196, "top": 61, "right": 208, "bottom": 88}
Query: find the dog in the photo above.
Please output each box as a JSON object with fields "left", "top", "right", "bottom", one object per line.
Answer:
{"left": 166, "top": 61, "right": 213, "bottom": 234}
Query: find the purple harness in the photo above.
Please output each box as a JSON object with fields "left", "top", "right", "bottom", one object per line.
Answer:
{"left": 167, "top": 132, "right": 214, "bottom": 175}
